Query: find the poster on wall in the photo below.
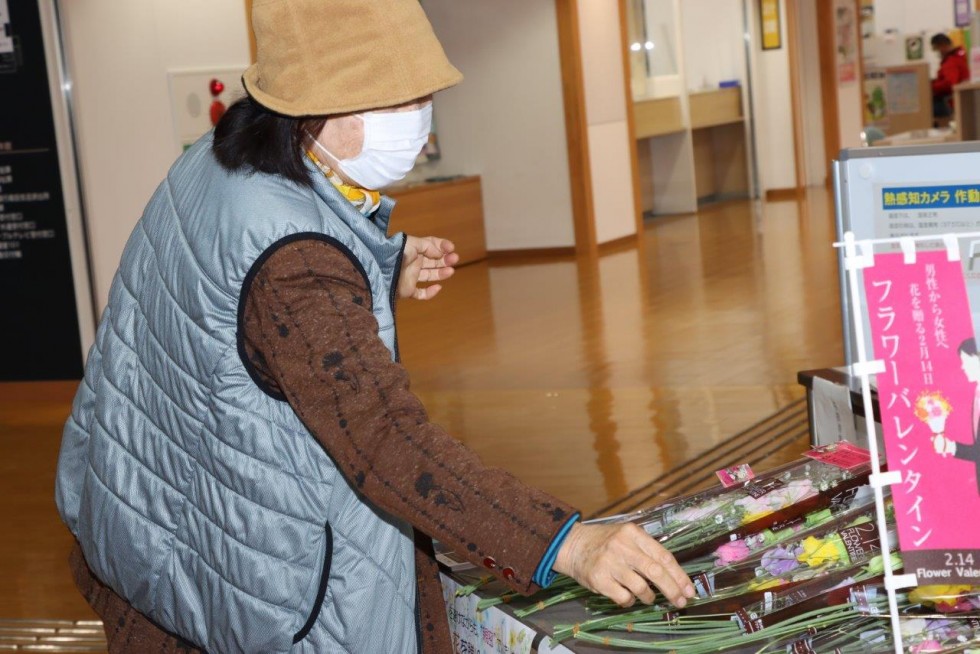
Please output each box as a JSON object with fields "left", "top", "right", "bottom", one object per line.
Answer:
{"left": 864, "top": 69, "right": 887, "bottom": 125}
{"left": 836, "top": 0, "right": 859, "bottom": 84}
{"left": 956, "top": 0, "right": 971, "bottom": 28}
{"left": 859, "top": 0, "right": 875, "bottom": 39}
{"left": 887, "top": 69, "right": 921, "bottom": 115}
{"left": 0, "top": 0, "right": 86, "bottom": 380}
{"left": 759, "top": 0, "right": 781, "bottom": 51}
{"left": 906, "top": 36, "right": 925, "bottom": 61}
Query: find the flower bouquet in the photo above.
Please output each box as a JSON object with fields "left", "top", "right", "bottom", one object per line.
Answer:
{"left": 469, "top": 453, "right": 875, "bottom": 622}
{"left": 565, "top": 514, "right": 895, "bottom": 628}
{"left": 914, "top": 391, "right": 953, "bottom": 435}
{"left": 457, "top": 448, "right": 907, "bottom": 653}
{"left": 677, "top": 480, "right": 875, "bottom": 580}
{"left": 730, "top": 554, "right": 899, "bottom": 634}
{"left": 548, "top": 557, "right": 899, "bottom": 651}
{"left": 797, "top": 615, "right": 980, "bottom": 653}
{"left": 643, "top": 455, "right": 874, "bottom": 562}
{"left": 687, "top": 499, "right": 885, "bottom": 603}
{"left": 908, "top": 586, "right": 980, "bottom": 614}
{"left": 914, "top": 391, "right": 955, "bottom": 459}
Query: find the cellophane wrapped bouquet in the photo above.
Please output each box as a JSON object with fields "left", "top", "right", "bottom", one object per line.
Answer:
{"left": 456, "top": 444, "right": 980, "bottom": 652}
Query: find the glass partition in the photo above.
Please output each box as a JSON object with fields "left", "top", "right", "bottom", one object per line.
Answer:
{"left": 626, "top": 0, "right": 681, "bottom": 100}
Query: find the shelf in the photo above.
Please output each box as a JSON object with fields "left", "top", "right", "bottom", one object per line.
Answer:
{"left": 689, "top": 87, "right": 743, "bottom": 130}
{"left": 691, "top": 117, "right": 745, "bottom": 130}
{"left": 633, "top": 96, "right": 685, "bottom": 139}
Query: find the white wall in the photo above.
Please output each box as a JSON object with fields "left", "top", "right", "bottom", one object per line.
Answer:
{"left": 64, "top": 0, "right": 579, "bottom": 302}
{"left": 869, "top": 0, "right": 957, "bottom": 76}
{"left": 835, "top": 0, "right": 865, "bottom": 151}
{"left": 837, "top": 83, "right": 865, "bottom": 151}
{"left": 873, "top": 0, "right": 956, "bottom": 37}
{"left": 578, "top": 0, "right": 636, "bottom": 244}
{"left": 60, "top": 0, "right": 251, "bottom": 309}
{"left": 417, "top": 0, "right": 576, "bottom": 252}
{"left": 798, "top": 0, "right": 827, "bottom": 186}
{"left": 747, "top": 0, "right": 798, "bottom": 192}
{"left": 681, "top": 0, "right": 746, "bottom": 91}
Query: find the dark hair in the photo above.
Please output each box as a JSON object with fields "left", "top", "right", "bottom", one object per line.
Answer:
{"left": 959, "top": 338, "right": 978, "bottom": 357}
{"left": 931, "top": 33, "right": 953, "bottom": 47}
{"left": 212, "top": 95, "right": 326, "bottom": 188}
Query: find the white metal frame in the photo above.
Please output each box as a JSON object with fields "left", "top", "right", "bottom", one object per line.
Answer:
{"left": 40, "top": 0, "right": 96, "bottom": 357}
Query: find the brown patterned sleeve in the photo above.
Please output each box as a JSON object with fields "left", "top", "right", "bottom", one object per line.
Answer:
{"left": 241, "top": 238, "right": 578, "bottom": 594}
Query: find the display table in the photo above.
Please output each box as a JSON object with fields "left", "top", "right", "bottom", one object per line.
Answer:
{"left": 442, "top": 570, "right": 683, "bottom": 654}
{"left": 443, "top": 570, "right": 736, "bottom": 653}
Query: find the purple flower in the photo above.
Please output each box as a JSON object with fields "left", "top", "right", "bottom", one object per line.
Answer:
{"left": 761, "top": 545, "right": 802, "bottom": 576}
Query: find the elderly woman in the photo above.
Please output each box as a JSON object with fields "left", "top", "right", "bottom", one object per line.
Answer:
{"left": 55, "top": 1, "right": 693, "bottom": 652}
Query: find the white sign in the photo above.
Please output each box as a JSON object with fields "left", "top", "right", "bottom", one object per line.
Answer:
{"left": 812, "top": 376, "right": 858, "bottom": 447}
{"left": 167, "top": 67, "right": 247, "bottom": 153}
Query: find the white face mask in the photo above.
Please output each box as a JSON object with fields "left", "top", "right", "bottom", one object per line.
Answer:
{"left": 310, "top": 103, "right": 432, "bottom": 190}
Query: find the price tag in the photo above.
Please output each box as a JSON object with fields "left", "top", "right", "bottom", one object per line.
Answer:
{"left": 804, "top": 442, "right": 871, "bottom": 470}
{"left": 715, "top": 463, "right": 755, "bottom": 487}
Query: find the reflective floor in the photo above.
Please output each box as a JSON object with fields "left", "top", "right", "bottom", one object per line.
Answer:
{"left": 0, "top": 189, "right": 844, "bottom": 623}
{"left": 399, "top": 189, "right": 842, "bottom": 513}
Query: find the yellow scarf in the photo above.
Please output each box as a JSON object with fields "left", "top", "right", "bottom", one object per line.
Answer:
{"left": 307, "top": 150, "right": 381, "bottom": 216}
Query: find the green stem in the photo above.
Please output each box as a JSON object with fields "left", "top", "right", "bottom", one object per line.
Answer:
{"left": 514, "top": 586, "right": 593, "bottom": 618}
{"left": 455, "top": 575, "right": 493, "bottom": 597}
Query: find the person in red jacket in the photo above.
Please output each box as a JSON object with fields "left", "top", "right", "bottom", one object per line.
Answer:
{"left": 932, "top": 33, "right": 970, "bottom": 122}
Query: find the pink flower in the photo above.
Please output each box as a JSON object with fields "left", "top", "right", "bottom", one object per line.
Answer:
{"left": 714, "top": 540, "right": 752, "bottom": 566}
{"left": 930, "top": 406, "right": 943, "bottom": 418}
{"left": 911, "top": 640, "right": 943, "bottom": 653}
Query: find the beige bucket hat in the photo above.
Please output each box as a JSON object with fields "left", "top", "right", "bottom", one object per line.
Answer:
{"left": 243, "top": 0, "right": 463, "bottom": 117}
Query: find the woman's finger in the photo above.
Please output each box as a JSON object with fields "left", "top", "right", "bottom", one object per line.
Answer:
{"left": 418, "top": 267, "right": 455, "bottom": 283}
{"left": 593, "top": 574, "right": 635, "bottom": 608}
{"left": 415, "top": 284, "right": 442, "bottom": 300}
{"left": 414, "top": 237, "right": 454, "bottom": 260}
{"left": 616, "top": 569, "right": 657, "bottom": 605}
{"left": 632, "top": 557, "right": 684, "bottom": 606}
{"left": 420, "top": 251, "right": 459, "bottom": 269}
{"left": 632, "top": 532, "right": 695, "bottom": 601}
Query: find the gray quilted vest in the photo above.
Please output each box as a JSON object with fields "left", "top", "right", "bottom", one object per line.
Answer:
{"left": 55, "top": 135, "right": 419, "bottom": 653}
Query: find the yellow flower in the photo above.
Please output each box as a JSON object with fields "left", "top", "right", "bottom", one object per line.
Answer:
{"left": 747, "top": 578, "right": 786, "bottom": 591}
{"left": 797, "top": 535, "right": 847, "bottom": 567}
{"left": 909, "top": 585, "right": 974, "bottom": 609}
{"left": 742, "top": 510, "right": 774, "bottom": 524}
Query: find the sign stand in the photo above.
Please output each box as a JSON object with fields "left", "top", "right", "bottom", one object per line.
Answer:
{"left": 836, "top": 230, "right": 980, "bottom": 654}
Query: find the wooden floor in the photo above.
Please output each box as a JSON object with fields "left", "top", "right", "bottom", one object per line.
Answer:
{"left": 0, "top": 190, "right": 843, "bottom": 626}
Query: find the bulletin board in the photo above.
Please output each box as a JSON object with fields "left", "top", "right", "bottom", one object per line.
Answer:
{"left": 862, "top": 62, "right": 932, "bottom": 136}
{"left": 835, "top": 142, "right": 980, "bottom": 366}
{"left": 0, "top": 0, "right": 93, "bottom": 380}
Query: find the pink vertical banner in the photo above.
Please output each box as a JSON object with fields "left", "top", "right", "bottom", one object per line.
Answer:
{"left": 864, "top": 250, "right": 980, "bottom": 583}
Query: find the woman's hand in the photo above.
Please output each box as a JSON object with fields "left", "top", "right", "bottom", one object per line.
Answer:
{"left": 553, "top": 523, "right": 695, "bottom": 609}
{"left": 398, "top": 236, "right": 458, "bottom": 300}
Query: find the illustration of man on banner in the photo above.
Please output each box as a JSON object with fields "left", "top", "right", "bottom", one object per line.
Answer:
{"left": 933, "top": 338, "right": 980, "bottom": 494}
